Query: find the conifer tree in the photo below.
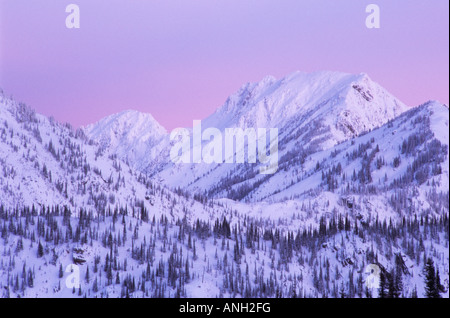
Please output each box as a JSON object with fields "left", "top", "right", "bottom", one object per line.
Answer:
{"left": 37, "top": 241, "right": 44, "bottom": 258}
{"left": 378, "top": 270, "right": 387, "bottom": 298}
{"left": 424, "top": 258, "right": 440, "bottom": 298}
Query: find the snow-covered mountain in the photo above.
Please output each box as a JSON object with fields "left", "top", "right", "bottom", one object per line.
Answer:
{"left": 85, "top": 110, "right": 168, "bottom": 172}
{"left": 78, "top": 70, "right": 449, "bottom": 232}
{"left": 0, "top": 71, "right": 448, "bottom": 299}
{"left": 201, "top": 71, "right": 408, "bottom": 143}
{"left": 158, "top": 71, "right": 410, "bottom": 196}
{"left": 86, "top": 71, "right": 410, "bottom": 198}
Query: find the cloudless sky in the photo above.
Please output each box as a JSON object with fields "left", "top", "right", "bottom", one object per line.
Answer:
{"left": 0, "top": 0, "right": 448, "bottom": 130}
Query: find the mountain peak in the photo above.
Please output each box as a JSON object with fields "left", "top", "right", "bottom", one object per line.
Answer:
{"left": 86, "top": 109, "right": 166, "bottom": 140}
{"left": 84, "top": 109, "right": 167, "bottom": 169}
{"left": 204, "top": 71, "right": 408, "bottom": 141}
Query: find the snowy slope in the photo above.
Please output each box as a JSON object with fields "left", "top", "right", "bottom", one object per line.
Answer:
{"left": 246, "top": 101, "right": 449, "bottom": 202}
{"left": 0, "top": 93, "right": 223, "bottom": 224}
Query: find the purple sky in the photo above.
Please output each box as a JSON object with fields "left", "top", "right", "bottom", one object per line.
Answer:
{"left": 0, "top": 0, "right": 448, "bottom": 130}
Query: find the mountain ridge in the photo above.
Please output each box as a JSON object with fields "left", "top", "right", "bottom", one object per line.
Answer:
{"left": 104, "top": 70, "right": 411, "bottom": 197}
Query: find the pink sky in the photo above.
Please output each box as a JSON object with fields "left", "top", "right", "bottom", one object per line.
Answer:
{"left": 0, "top": 0, "right": 448, "bottom": 130}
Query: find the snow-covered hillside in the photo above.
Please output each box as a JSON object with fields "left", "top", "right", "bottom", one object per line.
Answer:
{"left": 0, "top": 92, "right": 218, "bottom": 223}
